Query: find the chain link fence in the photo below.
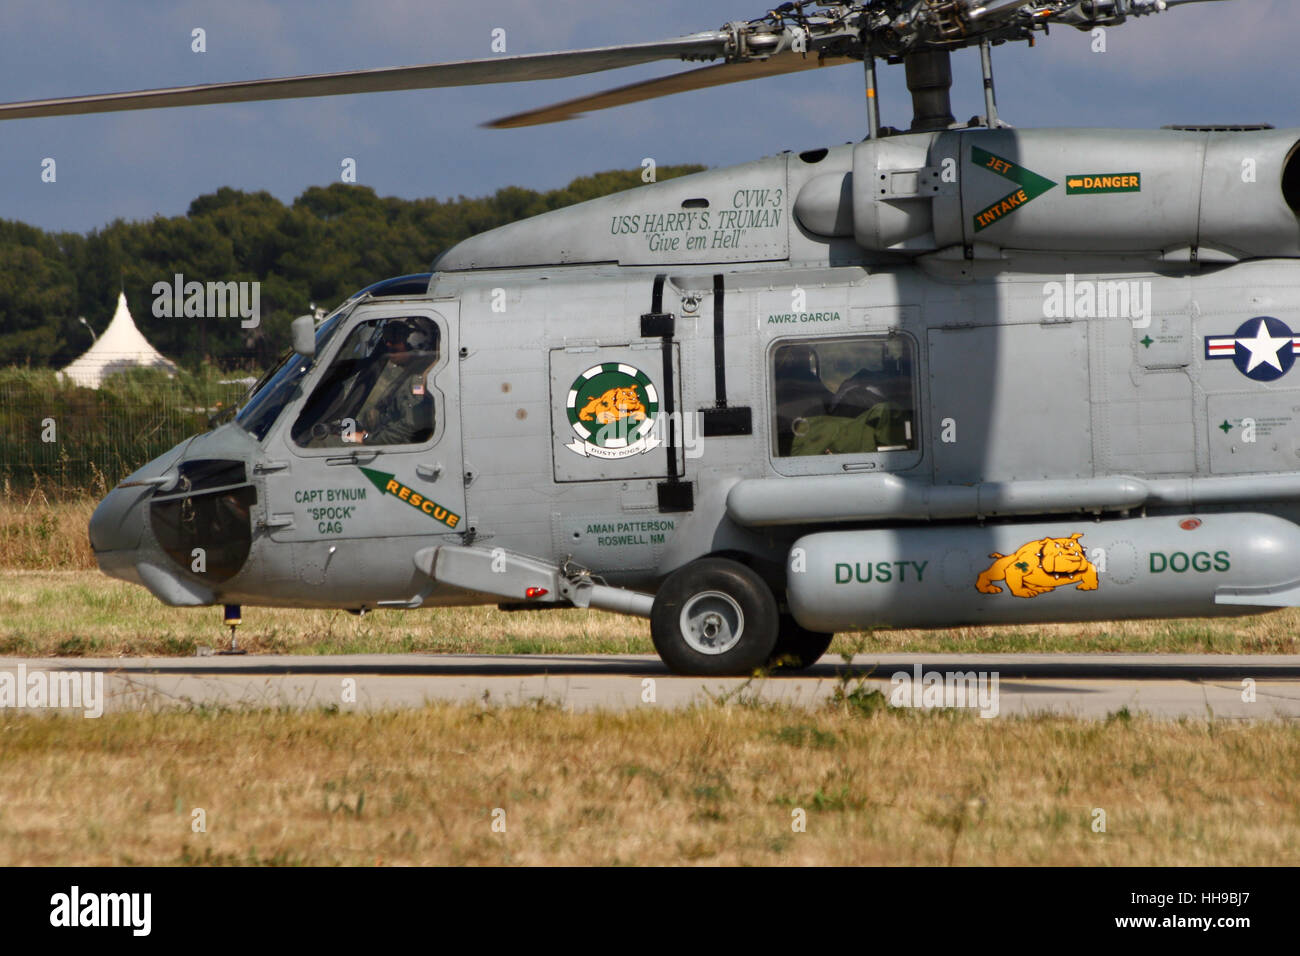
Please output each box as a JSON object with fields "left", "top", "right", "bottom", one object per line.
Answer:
{"left": 0, "top": 371, "right": 253, "bottom": 491}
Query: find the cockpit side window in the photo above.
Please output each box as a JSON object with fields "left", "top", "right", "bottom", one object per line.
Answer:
{"left": 235, "top": 310, "right": 346, "bottom": 441}
{"left": 771, "top": 335, "right": 916, "bottom": 457}
{"left": 292, "top": 316, "right": 441, "bottom": 448}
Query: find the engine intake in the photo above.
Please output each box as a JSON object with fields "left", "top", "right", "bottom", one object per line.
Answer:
{"left": 794, "top": 127, "right": 1300, "bottom": 260}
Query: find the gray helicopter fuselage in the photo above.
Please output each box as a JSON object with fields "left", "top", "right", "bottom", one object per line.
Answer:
{"left": 89, "top": 125, "right": 1300, "bottom": 633}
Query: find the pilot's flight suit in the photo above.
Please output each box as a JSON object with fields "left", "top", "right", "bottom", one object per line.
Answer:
{"left": 355, "top": 360, "right": 409, "bottom": 429}
{"left": 364, "top": 360, "right": 435, "bottom": 445}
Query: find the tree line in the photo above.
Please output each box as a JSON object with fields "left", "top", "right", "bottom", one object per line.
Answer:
{"left": 0, "top": 165, "right": 704, "bottom": 371}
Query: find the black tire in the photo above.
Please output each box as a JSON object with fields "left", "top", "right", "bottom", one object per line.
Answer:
{"left": 650, "top": 557, "right": 779, "bottom": 676}
{"left": 769, "top": 615, "right": 835, "bottom": 671}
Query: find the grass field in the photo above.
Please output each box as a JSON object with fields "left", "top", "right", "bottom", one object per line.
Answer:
{"left": 1, "top": 702, "right": 1296, "bottom": 866}
{"left": 2, "top": 498, "right": 1297, "bottom": 868}
{"left": 0, "top": 487, "right": 97, "bottom": 573}
{"left": 4, "top": 569, "right": 1300, "bottom": 657}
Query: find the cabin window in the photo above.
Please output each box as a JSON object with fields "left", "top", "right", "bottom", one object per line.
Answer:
{"left": 291, "top": 316, "right": 441, "bottom": 448}
{"left": 771, "top": 334, "right": 916, "bottom": 457}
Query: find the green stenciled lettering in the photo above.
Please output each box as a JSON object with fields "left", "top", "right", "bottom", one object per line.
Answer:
{"left": 833, "top": 559, "right": 928, "bottom": 584}
{"left": 1214, "top": 550, "right": 1231, "bottom": 572}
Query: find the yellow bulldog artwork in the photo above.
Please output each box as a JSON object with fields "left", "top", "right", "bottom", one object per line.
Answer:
{"left": 563, "top": 363, "right": 661, "bottom": 461}
{"left": 976, "top": 533, "right": 1100, "bottom": 598}
{"left": 579, "top": 385, "right": 648, "bottom": 426}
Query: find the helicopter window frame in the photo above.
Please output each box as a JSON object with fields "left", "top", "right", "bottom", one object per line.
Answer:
{"left": 233, "top": 307, "right": 351, "bottom": 442}
{"left": 767, "top": 331, "right": 923, "bottom": 475}
{"left": 289, "top": 315, "right": 442, "bottom": 450}
{"left": 266, "top": 303, "right": 452, "bottom": 457}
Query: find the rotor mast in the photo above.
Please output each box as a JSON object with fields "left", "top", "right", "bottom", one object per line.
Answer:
{"left": 903, "top": 49, "right": 955, "bottom": 132}
{"left": 869, "top": 42, "right": 999, "bottom": 138}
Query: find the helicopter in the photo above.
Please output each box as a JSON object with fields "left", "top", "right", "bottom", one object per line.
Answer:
{"left": 7, "top": 0, "right": 1300, "bottom": 675}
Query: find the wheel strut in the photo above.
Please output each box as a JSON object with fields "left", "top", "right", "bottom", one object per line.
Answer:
{"left": 218, "top": 603, "right": 247, "bottom": 655}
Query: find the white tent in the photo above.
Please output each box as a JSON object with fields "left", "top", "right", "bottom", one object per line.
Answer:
{"left": 60, "top": 291, "right": 177, "bottom": 388}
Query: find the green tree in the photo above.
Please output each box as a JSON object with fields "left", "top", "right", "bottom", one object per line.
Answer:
{"left": 0, "top": 163, "right": 707, "bottom": 371}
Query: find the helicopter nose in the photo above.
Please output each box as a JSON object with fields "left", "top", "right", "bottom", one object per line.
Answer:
{"left": 88, "top": 484, "right": 151, "bottom": 584}
{"left": 88, "top": 448, "right": 259, "bottom": 605}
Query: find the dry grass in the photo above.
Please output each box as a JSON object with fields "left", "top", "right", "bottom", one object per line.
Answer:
{"left": 0, "top": 703, "right": 1295, "bottom": 865}
{"left": 2, "top": 570, "right": 1297, "bottom": 658}
{"left": 0, "top": 572, "right": 653, "bottom": 657}
{"left": 0, "top": 488, "right": 97, "bottom": 571}
{"left": 4, "top": 498, "right": 1295, "bottom": 868}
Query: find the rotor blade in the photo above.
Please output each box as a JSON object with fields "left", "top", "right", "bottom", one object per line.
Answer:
{"left": 0, "top": 33, "right": 729, "bottom": 121}
{"left": 486, "top": 53, "right": 852, "bottom": 129}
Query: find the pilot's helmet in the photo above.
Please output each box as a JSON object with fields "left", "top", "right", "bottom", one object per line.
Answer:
{"left": 383, "top": 319, "right": 434, "bottom": 352}
{"left": 404, "top": 327, "right": 434, "bottom": 351}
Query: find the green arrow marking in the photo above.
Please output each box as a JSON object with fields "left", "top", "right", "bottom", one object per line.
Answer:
{"left": 359, "top": 466, "right": 461, "bottom": 529}
{"left": 971, "top": 146, "right": 1058, "bottom": 233}
{"left": 1219, "top": 420, "right": 1233, "bottom": 434}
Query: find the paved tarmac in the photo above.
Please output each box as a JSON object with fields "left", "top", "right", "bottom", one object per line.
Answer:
{"left": 1, "top": 653, "right": 1298, "bottom": 719}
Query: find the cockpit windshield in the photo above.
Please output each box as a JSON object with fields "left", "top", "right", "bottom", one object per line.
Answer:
{"left": 291, "top": 316, "right": 441, "bottom": 448}
{"left": 234, "top": 306, "right": 348, "bottom": 441}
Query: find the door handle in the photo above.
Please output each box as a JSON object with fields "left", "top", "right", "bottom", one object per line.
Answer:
{"left": 326, "top": 451, "right": 378, "bottom": 466}
{"left": 416, "top": 463, "right": 443, "bottom": 482}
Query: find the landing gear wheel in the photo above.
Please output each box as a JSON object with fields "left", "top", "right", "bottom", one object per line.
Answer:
{"left": 651, "top": 558, "right": 779, "bottom": 676}
{"left": 769, "top": 615, "right": 834, "bottom": 671}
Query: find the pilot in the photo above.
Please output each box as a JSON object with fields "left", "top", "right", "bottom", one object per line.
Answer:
{"left": 343, "top": 320, "right": 437, "bottom": 445}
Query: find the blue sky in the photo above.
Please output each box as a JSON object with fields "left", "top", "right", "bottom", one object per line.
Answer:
{"left": 0, "top": 0, "right": 1293, "bottom": 234}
